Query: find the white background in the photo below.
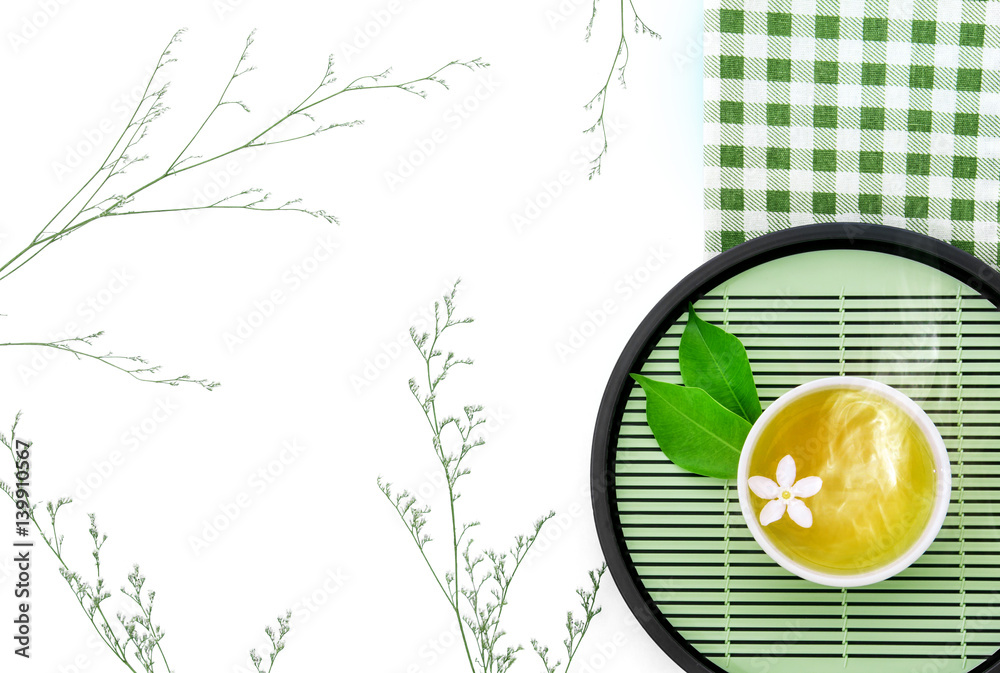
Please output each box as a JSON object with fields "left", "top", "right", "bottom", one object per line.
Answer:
{"left": 1, "top": 0, "right": 702, "bottom": 671}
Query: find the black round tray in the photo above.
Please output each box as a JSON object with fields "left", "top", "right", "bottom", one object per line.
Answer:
{"left": 591, "top": 224, "right": 1000, "bottom": 673}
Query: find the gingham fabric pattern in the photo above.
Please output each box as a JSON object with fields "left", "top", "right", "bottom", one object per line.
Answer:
{"left": 704, "top": 0, "right": 1000, "bottom": 265}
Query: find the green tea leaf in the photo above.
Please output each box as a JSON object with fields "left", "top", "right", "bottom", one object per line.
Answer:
{"left": 631, "top": 374, "right": 751, "bottom": 479}
{"left": 679, "top": 305, "right": 761, "bottom": 423}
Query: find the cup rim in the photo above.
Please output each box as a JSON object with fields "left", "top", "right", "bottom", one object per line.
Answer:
{"left": 737, "top": 376, "right": 952, "bottom": 588}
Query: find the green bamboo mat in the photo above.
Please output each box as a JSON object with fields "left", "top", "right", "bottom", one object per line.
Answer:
{"left": 704, "top": 0, "right": 1000, "bottom": 265}
{"left": 616, "top": 249, "right": 1000, "bottom": 672}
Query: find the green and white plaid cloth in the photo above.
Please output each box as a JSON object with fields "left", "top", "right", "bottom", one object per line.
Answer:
{"left": 704, "top": 0, "right": 1000, "bottom": 266}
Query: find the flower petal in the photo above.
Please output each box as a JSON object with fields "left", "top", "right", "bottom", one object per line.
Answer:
{"left": 792, "top": 476, "right": 823, "bottom": 499}
{"left": 759, "top": 499, "right": 786, "bottom": 526}
{"left": 775, "top": 455, "right": 796, "bottom": 489}
{"left": 748, "top": 476, "right": 780, "bottom": 500}
{"left": 786, "top": 499, "right": 813, "bottom": 528}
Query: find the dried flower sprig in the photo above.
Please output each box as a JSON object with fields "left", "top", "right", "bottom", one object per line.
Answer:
{"left": 250, "top": 612, "right": 292, "bottom": 673}
{"left": 531, "top": 566, "right": 607, "bottom": 673}
{"left": 584, "top": 0, "right": 660, "bottom": 178}
{"left": 0, "top": 332, "right": 219, "bottom": 390}
{"left": 0, "top": 415, "right": 292, "bottom": 673}
{"left": 4, "top": 28, "right": 485, "bottom": 389}
{"left": 380, "top": 281, "right": 606, "bottom": 672}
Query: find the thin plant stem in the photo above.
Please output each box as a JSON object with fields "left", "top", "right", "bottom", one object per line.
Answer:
{"left": 2, "top": 29, "right": 485, "bottom": 390}
{"left": 584, "top": 0, "right": 659, "bottom": 178}
{"left": 0, "top": 37, "right": 483, "bottom": 283}
{"left": 1, "top": 415, "right": 290, "bottom": 673}
{"left": 422, "top": 304, "right": 478, "bottom": 672}
{"left": 0, "top": 336, "right": 218, "bottom": 389}
{"left": 380, "top": 282, "right": 606, "bottom": 672}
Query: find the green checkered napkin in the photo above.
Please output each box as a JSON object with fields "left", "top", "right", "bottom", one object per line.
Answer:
{"left": 704, "top": 0, "right": 1000, "bottom": 265}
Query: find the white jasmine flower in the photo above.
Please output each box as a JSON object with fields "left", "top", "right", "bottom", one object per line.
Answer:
{"left": 748, "top": 454, "right": 822, "bottom": 528}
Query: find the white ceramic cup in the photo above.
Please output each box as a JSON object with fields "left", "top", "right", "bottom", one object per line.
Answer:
{"left": 737, "top": 376, "right": 952, "bottom": 588}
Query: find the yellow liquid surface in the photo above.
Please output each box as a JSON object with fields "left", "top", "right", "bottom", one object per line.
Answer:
{"left": 748, "top": 387, "right": 938, "bottom": 574}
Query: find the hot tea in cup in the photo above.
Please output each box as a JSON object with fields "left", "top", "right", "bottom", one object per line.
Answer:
{"left": 738, "top": 377, "right": 951, "bottom": 587}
